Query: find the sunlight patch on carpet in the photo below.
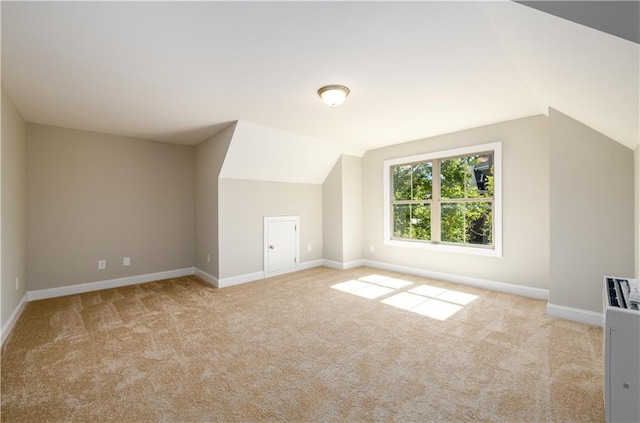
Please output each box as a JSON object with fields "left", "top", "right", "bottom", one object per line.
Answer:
{"left": 435, "top": 290, "right": 478, "bottom": 306}
{"left": 411, "top": 299, "right": 463, "bottom": 320}
{"left": 381, "top": 292, "right": 427, "bottom": 310}
{"left": 409, "top": 285, "right": 446, "bottom": 298}
{"left": 330, "top": 280, "right": 394, "bottom": 299}
{"left": 332, "top": 275, "right": 478, "bottom": 321}
{"left": 359, "top": 275, "right": 413, "bottom": 289}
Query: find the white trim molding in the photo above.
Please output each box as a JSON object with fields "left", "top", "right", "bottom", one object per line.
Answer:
{"left": 323, "top": 259, "right": 365, "bottom": 270}
{"left": 28, "top": 267, "right": 195, "bottom": 301}
{"left": 194, "top": 268, "right": 219, "bottom": 287}
{"left": 218, "top": 271, "right": 266, "bottom": 288}
{"left": 219, "top": 260, "right": 325, "bottom": 288}
{"left": 323, "top": 259, "right": 344, "bottom": 270}
{"left": 362, "top": 259, "right": 549, "bottom": 300}
{"left": 299, "top": 259, "right": 324, "bottom": 270}
{"left": 1, "top": 292, "right": 29, "bottom": 346}
{"left": 547, "top": 303, "right": 604, "bottom": 327}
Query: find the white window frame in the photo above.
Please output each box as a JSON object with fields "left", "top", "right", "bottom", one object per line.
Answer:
{"left": 383, "top": 142, "right": 502, "bottom": 257}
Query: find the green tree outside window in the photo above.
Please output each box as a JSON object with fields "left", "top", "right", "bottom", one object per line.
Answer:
{"left": 391, "top": 152, "right": 493, "bottom": 247}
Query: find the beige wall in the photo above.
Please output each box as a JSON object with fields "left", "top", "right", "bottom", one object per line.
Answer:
{"left": 194, "top": 123, "right": 236, "bottom": 278}
{"left": 27, "top": 124, "right": 195, "bottom": 290}
{"left": 549, "top": 108, "right": 634, "bottom": 313}
{"left": 322, "top": 158, "right": 343, "bottom": 263}
{"left": 341, "top": 155, "right": 363, "bottom": 263}
{"left": 362, "top": 115, "right": 550, "bottom": 289}
{"left": 1, "top": 88, "right": 27, "bottom": 328}
{"left": 218, "top": 179, "right": 322, "bottom": 279}
{"left": 4, "top": 99, "right": 635, "bottom": 322}
{"left": 321, "top": 155, "right": 363, "bottom": 265}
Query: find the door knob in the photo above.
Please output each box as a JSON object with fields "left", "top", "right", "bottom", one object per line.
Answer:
{"left": 269, "top": 245, "right": 275, "bottom": 249}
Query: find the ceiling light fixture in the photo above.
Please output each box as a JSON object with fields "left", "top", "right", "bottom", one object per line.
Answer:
{"left": 317, "top": 85, "right": 350, "bottom": 107}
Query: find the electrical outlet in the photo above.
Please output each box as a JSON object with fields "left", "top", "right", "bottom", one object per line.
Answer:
{"left": 123, "top": 257, "right": 130, "bottom": 266}
{"left": 307, "top": 244, "right": 312, "bottom": 252}
{"left": 370, "top": 244, "right": 375, "bottom": 252}
{"left": 98, "top": 260, "right": 106, "bottom": 270}
{"left": 15, "top": 277, "right": 19, "bottom": 290}
{"left": 207, "top": 253, "right": 210, "bottom": 263}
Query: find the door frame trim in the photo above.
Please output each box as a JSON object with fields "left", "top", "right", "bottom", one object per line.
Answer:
{"left": 263, "top": 215, "right": 300, "bottom": 277}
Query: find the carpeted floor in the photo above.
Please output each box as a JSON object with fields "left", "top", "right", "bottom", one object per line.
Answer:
{"left": 1, "top": 266, "right": 604, "bottom": 422}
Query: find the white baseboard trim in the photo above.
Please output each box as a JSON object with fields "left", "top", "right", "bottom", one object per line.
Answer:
{"left": 323, "top": 259, "right": 344, "bottom": 270}
{"left": 28, "top": 267, "right": 196, "bottom": 301}
{"left": 362, "top": 259, "right": 549, "bottom": 300}
{"left": 218, "top": 271, "right": 265, "bottom": 288}
{"left": 299, "top": 259, "right": 324, "bottom": 270}
{"left": 1, "top": 292, "right": 29, "bottom": 346}
{"left": 194, "top": 268, "right": 219, "bottom": 287}
{"left": 343, "top": 259, "right": 365, "bottom": 270}
{"left": 547, "top": 303, "right": 604, "bottom": 327}
{"left": 323, "top": 259, "right": 365, "bottom": 270}
{"left": 218, "top": 260, "right": 325, "bottom": 288}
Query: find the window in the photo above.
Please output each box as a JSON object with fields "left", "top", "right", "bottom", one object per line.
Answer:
{"left": 383, "top": 142, "right": 502, "bottom": 256}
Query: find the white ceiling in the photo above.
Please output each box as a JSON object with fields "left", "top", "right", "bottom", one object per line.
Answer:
{"left": 2, "top": 1, "right": 638, "bottom": 151}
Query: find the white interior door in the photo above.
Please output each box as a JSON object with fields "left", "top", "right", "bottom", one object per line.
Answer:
{"left": 264, "top": 216, "right": 299, "bottom": 276}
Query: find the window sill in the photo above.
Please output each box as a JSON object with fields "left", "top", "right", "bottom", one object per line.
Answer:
{"left": 384, "top": 239, "right": 503, "bottom": 257}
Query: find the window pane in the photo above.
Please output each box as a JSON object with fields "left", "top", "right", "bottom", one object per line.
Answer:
{"left": 412, "top": 162, "right": 432, "bottom": 200}
{"left": 392, "top": 165, "right": 412, "bottom": 201}
{"left": 466, "top": 202, "right": 492, "bottom": 245}
{"left": 441, "top": 202, "right": 493, "bottom": 245}
{"left": 393, "top": 204, "right": 431, "bottom": 241}
{"left": 441, "top": 154, "right": 494, "bottom": 199}
{"left": 440, "top": 158, "right": 466, "bottom": 199}
{"left": 412, "top": 204, "right": 431, "bottom": 240}
{"left": 467, "top": 154, "right": 493, "bottom": 199}
{"left": 393, "top": 204, "right": 411, "bottom": 239}
{"left": 441, "top": 203, "right": 465, "bottom": 243}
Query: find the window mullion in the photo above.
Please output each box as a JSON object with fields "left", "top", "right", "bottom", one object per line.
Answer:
{"left": 432, "top": 159, "right": 441, "bottom": 243}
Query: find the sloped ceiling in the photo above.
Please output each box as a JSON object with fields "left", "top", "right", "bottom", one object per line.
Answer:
{"left": 1, "top": 1, "right": 638, "bottom": 152}
{"left": 220, "top": 120, "right": 363, "bottom": 184}
{"left": 483, "top": 1, "right": 639, "bottom": 150}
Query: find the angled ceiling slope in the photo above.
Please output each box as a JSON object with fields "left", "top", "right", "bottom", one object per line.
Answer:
{"left": 483, "top": 1, "right": 639, "bottom": 150}
{"left": 219, "top": 121, "right": 364, "bottom": 185}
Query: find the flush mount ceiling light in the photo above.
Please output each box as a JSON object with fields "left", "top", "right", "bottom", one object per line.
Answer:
{"left": 317, "top": 85, "right": 350, "bottom": 107}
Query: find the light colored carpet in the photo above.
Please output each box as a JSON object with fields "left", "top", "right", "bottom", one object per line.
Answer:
{"left": 1, "top": 266, "right": 604, "bottom": 422}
